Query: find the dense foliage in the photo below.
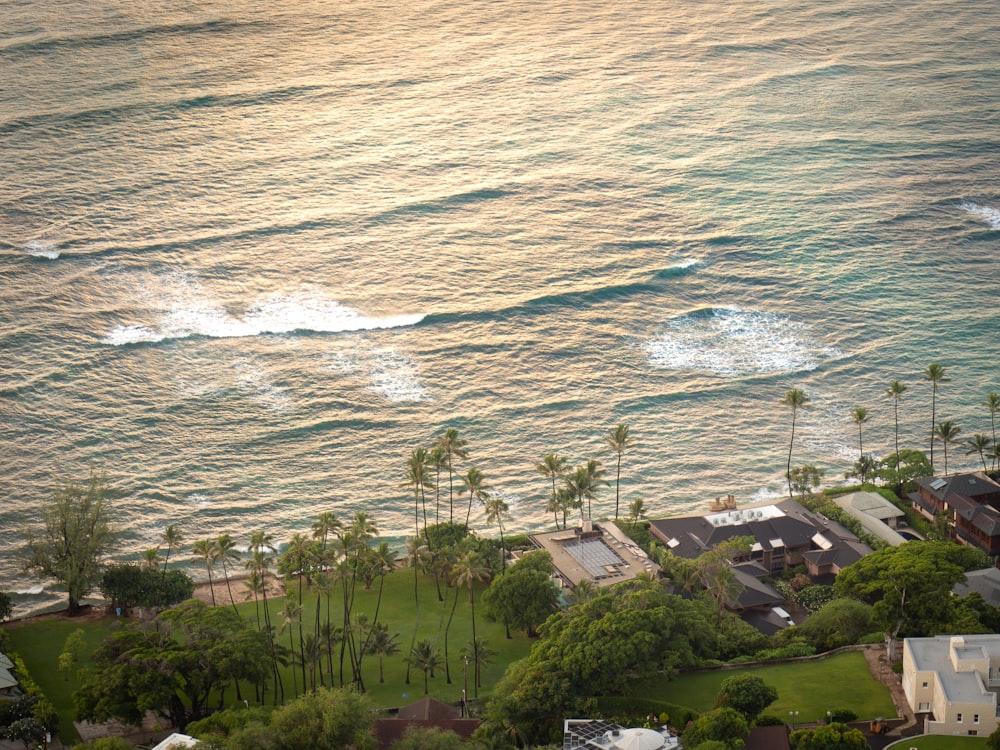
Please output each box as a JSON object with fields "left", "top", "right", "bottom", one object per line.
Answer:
{"left": 99, "top": 564, "right": 195, "bottom": 612}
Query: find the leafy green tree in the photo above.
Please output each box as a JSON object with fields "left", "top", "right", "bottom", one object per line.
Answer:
{"left": 924, "top": 363, "right": 949, "bottom": 470}
{"left": 834, "top": 541, "right": 984, "bottom": 659}
{"left": 782, "top": 389, "right": 810, "bottom": 499}
{"left": 681, "top": 707, "right": 749, "bottom": 750}
{"left": 789, "top": 722, "right": 867, "bottom": 750}
{"left": 74, "top": 600, "right": 270, "bottom": 731}
{"left": 99, "top": 564, "right": 194, "bottom": 611}
{"left": 0, "top": 591, "right": 11, "bottom": 622}
{"left": 266, "top": 687, "right": 376, "bottom": 750}
{"left": 987, "top": 723, "right": 1000, "bottom": 750}
{"left": 796, "top": 597, "right": 873, "bottom": 650}
{"left": 536, "top": 453, "right": 568, "bottom": 529}
{"left": 933, "top": 419, "right": 961, "bottom": 474}
{"left": 22, "top": 470, "right": 119, "bottom": 616}
{"left": 482, "top": 552, "right": 560, "bottom": 637}
{"left": 875, "top": 448, "right": 932, "bottom": 491}
{"left": 788, "top": 464, "right": 824, "bottom": 498}
{"left": 715, "top": 674, "right": 778, "bottom": 721}
{"left": 605, "top": 423, "right": 635, "bottom": 520}
{"left": 72, "top": 738, "right": 135, "bottom": 750}
{"left": 58, "top": 628, "right": 87, "bottom": 677}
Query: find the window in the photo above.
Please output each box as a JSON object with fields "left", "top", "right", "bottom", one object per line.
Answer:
{"left": 969, "top": 730, "right": 978, "bottom": 736}
{"left": 975, "top": 714, "right": 980, "bottom": 723}
{"left": 918, "top": 702, "right": 930, "bottom": 711}
{"left": 922, "top": 681, "right": 929, "bottom": 688}
{"left": 957, "top": 713, "right": 963, "bottom": 723}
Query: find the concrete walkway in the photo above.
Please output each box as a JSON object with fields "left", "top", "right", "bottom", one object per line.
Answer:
{"left": 862, "top": 645, "right": 919, "bottom": 736}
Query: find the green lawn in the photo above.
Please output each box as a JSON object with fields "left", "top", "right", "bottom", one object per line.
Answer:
{"left": 633, "top": 652, "right": 897, "bottom": 723}
{"left": 4, "top": 568, "right": 534, "bottom": 744}
{"left": 893, "top": 736, "right": 988, "bottom": 749}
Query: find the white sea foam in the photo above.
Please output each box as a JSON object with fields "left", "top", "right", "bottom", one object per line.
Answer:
{"left": 960, "top": 201, "right": 1000, "bottom": 230}
{"left": 16, "top": 585, "right": 44, "bottom": 595}
{"left": 235, "top": 358, "right": 292, "bottom": 412}
{"left": 102, "top": 285, "right": 425, "bottom": 345}
{"left": 188, "top": 493, "right": 210, "bottom": 507}
{"left": 642, "top": 308, "right": 842, "bottom": 376}
{"left": 23, "top": 239, "right": 60, "bottom": 259}
{"left": 367, "top": 348, "right": 427, "bottom": 403}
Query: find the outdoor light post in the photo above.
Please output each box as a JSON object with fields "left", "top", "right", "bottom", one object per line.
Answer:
{"left": 463, "top": 656, "right": 469, "bottom": 717}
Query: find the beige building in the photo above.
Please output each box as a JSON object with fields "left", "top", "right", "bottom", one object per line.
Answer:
{"left": 903, "top": 635, "right": 1000, "bottom": 737}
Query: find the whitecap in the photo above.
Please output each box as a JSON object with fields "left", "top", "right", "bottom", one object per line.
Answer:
{"left": 234, "top": 358, "right": 292, "bottom": 412}
{"left": 367, "top": 348, "right": 427, "bottom": 403}
{"left": 16, "top": 585, "right": 44, "bottom": 595}
{"left": 102, "top": 286, "right": 424, "bottom": 345}
{"left": 188, "top": 493, "right": 210, "bottom": 507}
{"left": 960, "top": 201, "right": 1000, "bottom": 230}
{"left": 101, "top": 325, "right": 166, "bottom": 345}
{"left": 23, "top": 239, "right": 60, "bottom": 259}
{"left": 642, "top": 307, "right": 842, "bottom": 376}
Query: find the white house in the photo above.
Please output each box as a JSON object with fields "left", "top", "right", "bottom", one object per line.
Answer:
{"left": 903, "top": 634, "right": 1000, "bottom": 737}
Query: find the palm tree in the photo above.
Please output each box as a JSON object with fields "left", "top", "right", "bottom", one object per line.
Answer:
{"left": 364, "top": 623, "right": 400, "bottom": 683}
{"left": 461, "top": 466, "right": 490, "bottom": 528}
{"left": 554, "top": 485, "right": 578, "bottom": 529}
{"left": 459, "top": 638, "right": 495, "bottom": 694}
{"left": 482, "top": 493, "right": 510, "bottom": 573}
{"left": 215, "top": 534, "right": 241, "bottom": 614}
{"left": 280, "top": 532, "right": 314, "bottom": 693}
{"left": 453, "top": 551, "right": 490, "bottom": 694}
{"left": 536, "top": 453, "right": 568, "bottom": 529}
{"left": 248, "top": 531, "right": 281, "bottom": 702}
{"left": 627, "top": 497, "right": 646, "bottom": 530}
{"left": 402, "top": 448, "right": 434, "bottom": 536}
{"left": 986, "top": 392, "right": 1000, "bottom": 472}
{"left": 161, "top": 524, "right": 182, "bottom": 575}
{"left": 428, "top": 445, "right": 448, "bottom": 525}
{"left": 408, "top": 639, "right": 442, "bottom": 695}
{"left": 437, "top": 428, "right": 469, "bottom": 523}
{"left": 311, "top": 511, "right": 343, "bottom": 680}
{"left": 403, "top": 537, "right": 431, "bottom": 685}
{"left": 966, "top": 434, "right": 993, "bottom": 473}
{"left": 782, "top": 388, "right": 810, "bottom": 499}
{"left": 140, "top": 547, "right": 162, "bottom": 571}
{"left": 850, "top": 407, "right": 869, "bottom": 462}
{"left": 278, "top": 598, "right": 304, "bottom": 698}
{"left": 565, "top": 460, "right": 606, "bottom": 523}
{"left": 571, "top": 579, "right": 596, "bottom": 605}
{"left": 192, "top": 539, "right": 217, "bottom": 607}
{"left": 886, "top": 380, "right": 908, "bottom": 476}
{"left": 604, "top": 423, "right": 635, "bottom": 520}
{"left": 934, "top": 420, "right": 962, "bottom": 475}
{"left": 924, "top": 363, "right": 949, "bottom": 470}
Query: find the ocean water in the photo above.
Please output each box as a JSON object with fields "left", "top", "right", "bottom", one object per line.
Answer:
{"left": 2, "top": 0, "right": 999, "bottom": 615}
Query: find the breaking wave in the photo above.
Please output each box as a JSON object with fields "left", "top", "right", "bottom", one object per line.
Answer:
{"left": 960, "top": 201, "right": 1000, "bottom": 230}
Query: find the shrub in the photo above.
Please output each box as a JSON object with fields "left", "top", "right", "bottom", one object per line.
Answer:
{"left": 99, "top": 564, "right": 195, "bottom": 611}
{"left": 828, "top": 708, "right": 857, "bottom": 723}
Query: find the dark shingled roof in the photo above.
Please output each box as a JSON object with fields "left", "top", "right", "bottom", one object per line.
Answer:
{"left": 953, "top": 568, "right": 1000, "bottom": 607}
{"left": 745, "top": 725, "right": 791, "bottom": 750}
{"left": 914, "top": 472, "right": 1000, "bottom": 503}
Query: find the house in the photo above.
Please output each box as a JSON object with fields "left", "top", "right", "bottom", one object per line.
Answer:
{"left": 647, "top": 496, "right": 871, "bottom": 582}
{"left": 0, "top": 653, "right": 18, "bottom": 696}
{"left": 150, "top": 734, "right": 198, "bottom": 750}
{"left": 529, "top": 520, "right": 660, "bottom": 590}
{"left": 908, "top": 473, "right": 1000, "bottom": 560}
{"left": 953, "top": 567, "right": 1000, "bottom": 607}
{"left": 832, "top": 491, "right": 908, "bottom": 546}
{"left": 373, "top": 696, "right": 480, "bottom": 749}
{"left": 902, "top": 634, "right": 1000, "bottom": 737}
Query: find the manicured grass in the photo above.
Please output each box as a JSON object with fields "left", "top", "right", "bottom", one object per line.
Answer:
{"left": 4, "top": 568, "right": 533, "bottom": 744}
{"left": 633, "top": 652, "right": 896, "bottom": 723}
{"left": 894, "top": 736, "right": 988, "bottom": 749}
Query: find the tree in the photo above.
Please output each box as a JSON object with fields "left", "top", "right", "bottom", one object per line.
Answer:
{"left": 715, "top": 673, "right": 777, "bottom": 721}
{"left": 408, "top": 639, "right": 442, "bottom": 695}
{"left": 22, "top": 470, "right": 119, "bottom": 615}
{"left": 481, "top": 552, "right": 560, "bottom": 637}
{"left": 461, "top": 466, "right": 489, "bottom": 529}
{"left": 536, "top": 453, "right": 568, "bottom": 529}
{"left": 100, "top": 564, "right": 194, "bottom": 612}
{"left": 436, "top": 428, "right": 469, "bottom": 524}
{"left": 402, "top": 447, "right": 434, "bottom": 537}
{"left": 933, "top": 419, "right": 961, "bottom": 475}
{"left": 265, "top": 687, "right": 376, "bottom": 750}
{"left": 364, "top": 623, "right": 400, "bottom": 683}
{"left": 849, "top": 407, "right": 868, "bottom": 469}
{"left": 987, "top": 723, "right": 1000, "bottom": 750}
{"left": 834, "top": 540, "right": 985, "bottom": 659}
{"left": 788, "top": 464, "right": 824, "bottom": 498}
{"left": 192, "top": 539, "right": 217, "bottom": 607}
{"left": 789, "top": 722, "right": 867, "bottom": 750}
{"left": 875, "top": 448, "right": 932, "bottom": 492}
{"left": 215, "top": 534, "right": 241, "bottom": 614}
{"left": 565, "top": 461, "right": 605, "bottom": 524}
{"left": 627, "top": 497, "right": 647, "bottom": 530}
{"left": 782, "top": 389, "right": 810, "bottom": 499}
{"left": 140, "top": 547, "right": 162, "bottom": 571}
{"left": 924, "top": 363, "right": 949, "bottom": 470}
{"left": 797, "top": 597, "right": 873, "bottom": 650}
{"left": 605, "top": 423, "right": 635, "bottom": 520}
{"left": 482, "top": 493, "right": 510, "bottom": 572}
{"left": 453, "top": 550, "right": 490, "bottom": 695}
{"left": 0, "top": 591, "right": 11, "bottom": 622}
{"left": 966, "top": 433, "right": 993, "bottom": 474}
{"left": 886, "top": 380, "right": 908, "bottom": 479}
{"left": 987, "top": 392, "right": 1000, "bottom": 473}
{"left": 681, "top": 707, "right": 749, "bottom": 750}
{"left": 161, "top": 523, "right": 183, "bottom": 575}
{"left": 74, "top": 600, "right": 270, "bottom": 731}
